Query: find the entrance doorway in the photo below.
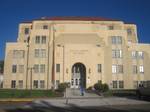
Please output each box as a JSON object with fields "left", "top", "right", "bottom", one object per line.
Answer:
{"left": 71, "top": 63, "right": 86, "bottom": 88}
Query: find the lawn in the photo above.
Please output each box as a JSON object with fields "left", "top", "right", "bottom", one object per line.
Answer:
{"left": 0, "top": 89, "right": 63, "bottom": 98}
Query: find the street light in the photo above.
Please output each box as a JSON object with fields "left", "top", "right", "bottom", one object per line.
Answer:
{"left": 27, "top": 67, "right": 34, "bottom": 90}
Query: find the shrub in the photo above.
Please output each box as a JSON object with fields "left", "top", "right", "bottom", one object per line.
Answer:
{"left": 94, "top": 82, "right": 109, "bottom": 92}
{"left": 57, "top": 82, "right": 69, "bottom": 92}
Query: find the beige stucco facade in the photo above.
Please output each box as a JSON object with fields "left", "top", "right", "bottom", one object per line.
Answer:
{"left": 3, "top": 17, "right": 150, "bottom": 89}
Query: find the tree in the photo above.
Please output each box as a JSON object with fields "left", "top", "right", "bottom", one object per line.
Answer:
{"left": 0, "top": 60, "right": 4, "bottom": 73}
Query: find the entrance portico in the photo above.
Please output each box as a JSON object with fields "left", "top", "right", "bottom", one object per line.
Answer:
{"left": 71, "top": 63, "right": 86, "bottom": 89}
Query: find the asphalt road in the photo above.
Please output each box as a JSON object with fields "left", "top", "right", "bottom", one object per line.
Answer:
{"left": 1, "top": 104, "right": 150, "bottom": 112}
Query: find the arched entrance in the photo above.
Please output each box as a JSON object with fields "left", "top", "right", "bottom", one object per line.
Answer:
{"left": 71, "top": 63, "right": 86, "bottom": 88}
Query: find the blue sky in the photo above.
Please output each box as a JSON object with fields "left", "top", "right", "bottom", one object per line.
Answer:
{"left": 0, "top": 0, "right": 150, "bottom": 60}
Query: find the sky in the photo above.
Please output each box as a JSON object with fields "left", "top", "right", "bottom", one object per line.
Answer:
{"left": 0, "top": 0, "right": 150, "bottom": 60}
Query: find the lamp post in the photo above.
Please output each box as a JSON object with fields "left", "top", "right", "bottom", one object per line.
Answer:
{"left": 28, "top": 67, "right": 34, "bottom": 90}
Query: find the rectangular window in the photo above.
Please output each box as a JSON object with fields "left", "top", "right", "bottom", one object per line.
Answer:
{"left": 127, "top": 29, "right": 132, "bottom": 35}
{"left": 35, "top": 49, "right": 40, "bottom": 57}
{"left": 56, "top": 64, "right": 60, "bottom": 73}
{"left": 138, "top": 51, "right": 144, "bottom": 59}
{"left": 19, "top": 65, "right": 24, "bottom": 73}
{"left": 132, "top": 51, "right": 138, "bottom": 59}
{"left": 97, "top": 64, "right": 102, "bottom": 73}
{"left": 11, "top": 80, "right": 16, "bottom": 88}
{"left": 111, "top": 36, "right": 122, "bottom": 44}
{"left": 41, "top": 49, "right": 46, "bottom": 58}
{"left": 41, "top": 36, "right": 46, "bottom": 44}
{"left": 139, "top": 65, "right": 144, "bottom": 73}
{"left": 35, "top": 36, "right": 40, "bottom": 44}
{"left": 18, "top": 80, "right": 23, "bottom": 88}
{"left": 113, "top": 81, "right": 117, "bottom": 88}
{"left": 40, "top": 64, "right": 45, "bottom": 73}
{"left": 34, "top": 64, "right": 39, "bottom": 73}
{"left": 24, "top": 28, "right": 29, "bottom": 34}
{"left": 119, "top": 81, "right": 124, "bottom": 88}
{"left": 112, "top": 65, "right": 117, "bottom": 74}
{"left": 112, "top": 49, "right": 122, "bottom": 58}
{"left": 12, "top": 65, "right": 17, "bottom": 73}
{"left": 43, "top": 25, "right": 48, "bottom": 29}
{"left": 118, "top": 65, "right": 123, "bottom": 73}
{"left": 13, "top": 50, "right": 25, "bottom": 58}
{"left": 133, "top": 65, "right": 138, "bottom": 74}
{"left": 33, "top": 80, "right": 38, "bottom": 88}
{"left": 40, "top": 80, "right": 45, "bottom": 88}
{"left": 108, "top": 25, "right": 114, "bottom": 30}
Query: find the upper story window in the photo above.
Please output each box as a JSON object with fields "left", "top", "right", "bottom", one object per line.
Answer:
{"left": 111, "top": 36, "right": 122, "bottom": 44}
{"left": 112, "top": 65, "right": 123, "bottom": 74}
{"left": 97, "top": 64, "right": 102, "bottom": 73}
{"left": 119, "top": 81, "right": 124, "bottom": 88}
{"left": 35, "top": 36, "right": 46, "bottom": 44}
{"left": 35, "top": 36, "right": 40, "bottom": 44}
{"left": 132, "top": 51, "right": 144, "bottom": 59}
{"left": 139, "top": 65, "right": 144, "bottom": 73}
{"left": 24, "top": 28, "right": 29, "bottom": 35}
{"left": 18, "top": 65, "right": 24, "bottom": 73}
{"left": 112, "top": 49, "right": 122, "bottom": 58}
{"left": 40, "top": 64, "right": 45, "bottom": 73}
{"left": 133, "top": 65, "right": 138, "bottom": 74}
{"left": 13, "top": 50, "right": 25, "bottom": 59}
{"left": 56, "top": 64, "right": 60, "bottom": 73}
{"left": 34, "top": 64, "right": 39, "bottom": 73}
{"left": 41, "top": 36, "right": 46, "bottom": 44}
{"left": 43, "top": 25, "right": 48, "bottom": 29}
{"left": 108, "top": 25, "right": 114, "bottom": 30}
{"left": 127, "top": 28, "right": 132, "bottom": 35}
{"left": 12, "top": 65, "right": 17, "bottom": 73}
{"left": 34, "top": 49, "right": 46, "bottom": 58}
{"left": 11, "top": 80, "right": 16, "bottom": 88}
{"left": 112, "top": 81, "right": 117, "bottom": 88}
{"left": 138, "top": 51, "right": 144, "bottom": 59}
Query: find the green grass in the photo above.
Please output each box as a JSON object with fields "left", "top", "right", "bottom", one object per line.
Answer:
{"left": 0, "top": 89, "right": 63, "bottom": 98}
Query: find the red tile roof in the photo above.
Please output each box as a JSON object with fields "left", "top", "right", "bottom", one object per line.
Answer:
{"left": 21, "top": 16, "right": 121, "bottom": 23}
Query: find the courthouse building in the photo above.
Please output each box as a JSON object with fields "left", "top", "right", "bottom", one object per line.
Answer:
{"left": 3, "top": 17, "right": 150, "bottom": 89}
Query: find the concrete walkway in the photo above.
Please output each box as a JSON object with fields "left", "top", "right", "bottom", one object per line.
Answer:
{"left": 23, "top": 97, "right": 150, "bottom": 109}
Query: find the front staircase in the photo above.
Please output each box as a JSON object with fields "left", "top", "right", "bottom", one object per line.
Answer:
{"left": 65, "top": 88, "right": 101, "bottom": 98}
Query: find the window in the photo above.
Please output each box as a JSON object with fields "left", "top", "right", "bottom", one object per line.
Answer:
{"left": 113, "top": 81, "right": 117, "bottom": 88}
{"left": 40, "top": 80, "right": 45, "bottom": 88}
{"left": 112, "top": 65, "right": 117, "bottom": 74}
{"left": 108, "top": 25, "right": 114, "bottom": 30}
{"left": 35, "top": 49, "right": 40, "bottom": 57}
{"left": 132, "top": 51, "right": 138, "bottom": 59}
{"left": 112, "top": 49, "right": 122, "bottom": 58}
{"left": 138, "top": 51, "right": 144, "bottom": 59}
{"left": 97, "top": 64, "right": 102, "bottom": 73}
{"left": 41, "top": 36, "right": 46, "bottom": 44}
{"left": 111, "top": 36, "right": 122, "bottom": 44}
{"left": 40, "top": 64, "right": 45, "bottom": 73}
{"left": 18, "top": 80, "right": 23, "bottom": 88}
{"left": 133, "top": 65, "right": 138, "bottom": 74}
{"left": 34, "top": 64, "right": 39, "bottom": 73}
{"left": 24, "top": 28, "right": 29, "bottom": 34}
{"left": 19, "top": 65, "right": 24, "bottom": 73}
{"left": 33, "top": 80, "right": 38, "bottom": 88}
{"left": 127, "top": 29, "right": 132, "bottom": 35}
{"left": 43, "top": 25, "right": 48, "bottom": 29}
{"left": 13, "top": 50, "right": 25, "bottom": 58}
{"left": 119, "top": 81, "right": 124, "bottom": 88}
{"left": 11, "top": 80, "right": 16, "bottom": 88}
{"left": 118, "top": 65, "right": 123, "bottom": 73}
{"left": 35, "top": 36, "right": 40, "bottom": 44}
{"left": 41, "top": 49, "right": 46, "bottom": 58}
{"left": 12, "top": 65, "right": 17, "bottom": 73}
{"left": 112, "top": 65, "right": 123, "bottom": 74}
{"left": 56, "top": 64, "right": 60, "bottom": 73}
{"left": 139, "top": 65, "right": 144, "bottom": 73}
